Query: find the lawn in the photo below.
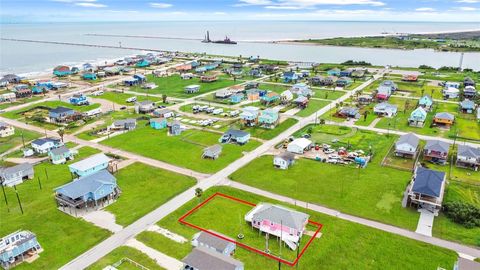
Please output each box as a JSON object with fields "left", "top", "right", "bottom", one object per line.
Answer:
{"left": 93, "top": 91, "right": 165, "bottom": 106}
{"left": 87, "top": 246, "right": 165, "bottom": 270}
{"left": 0, "top": 96, "right": 43, "bottom": 110}
{"left": 295, "top": 99, "right": 331, "bottom": 117}
{"left": 0, "top": 127, "right": 41, "bottom": 154}
{"left": 105, "top": 162, "right": 196, "bottom": 226}
{"left": 138, "top": 186, "right": 457, "bottom": 270}
{"left": 128, "top": 74, "right": 239, "bottom": 98}
{"left": 229, "top": 118, "right": 299, "bottom": 140}
{"left": 101, "top": 124, "right": 261, "bottom": 173}
{"left": 0, "top": 146, "right": 111, "bottom": 270}
{"left": 312, "top": 89, "right": 345, "bottom": 100}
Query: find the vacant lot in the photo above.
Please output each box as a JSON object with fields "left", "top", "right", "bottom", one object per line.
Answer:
{"left": 94, "top": 91, "right": 165, "bottom": 106}
{"left": 137, "top": 187, "right": 457, "bottom": 270}
{"left": 295, "top": 99, "right": 331, "bottom": 117}
{"left": 0, "top": 127, "right": 41, "bottom": 154}
{"left": 87, "top": 246, "right": 165, "bottom": 270}
{"left": 0, "top": 147, "right": 110, "bottom": 270}
{"left": 105, "top": 163, "right": 196, "bottom": 226}
{"left": 101, "top": 124, "right": 261, "bottom": 173}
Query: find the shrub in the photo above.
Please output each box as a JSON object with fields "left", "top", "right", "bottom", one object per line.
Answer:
{"left": 443, "top": 201, "right": 480, "bottom": 228}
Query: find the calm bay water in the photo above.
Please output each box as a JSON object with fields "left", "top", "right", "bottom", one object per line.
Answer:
{"left": 1, "top": 21, "right": 480, "bottom": 75}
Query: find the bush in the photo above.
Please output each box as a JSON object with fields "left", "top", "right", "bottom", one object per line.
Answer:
{"left": 443, "top": 201, "right": 480, "bottom": 228}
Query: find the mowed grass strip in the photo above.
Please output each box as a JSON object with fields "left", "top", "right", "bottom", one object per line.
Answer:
{"left": 0, "top": 147, "right": 110, "bottom": 270}
{"left": 101, "top": 124, "right": 261, "bottom": 173}
{"left": 87, "top": 246, "right": 165, "bottom": 270}
{"left": 105, "top": 162, "right": 196, "bottom": 226}
{"left": 138, "top": 186, "right": 457, "bottom": 270}
{"left": 0, "top": 128, "right": 41, "bottom": 154}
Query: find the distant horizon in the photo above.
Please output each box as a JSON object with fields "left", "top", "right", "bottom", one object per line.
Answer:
{"left": 2, "top": 20, "right": 480, "bottom": 24}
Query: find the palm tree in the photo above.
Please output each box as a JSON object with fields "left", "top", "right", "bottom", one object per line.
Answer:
{"left": 162, "top": 94, "right": 167, "bottom": 104}
{"left": 57, "top": 128, "right": 65, "bottom": 142}
{"left": 195, "top": 188, "right": 203, "bottom": 198}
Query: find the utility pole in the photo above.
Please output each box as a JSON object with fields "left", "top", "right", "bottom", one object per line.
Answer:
{"left": 37, "top": 176, "right": 42, "bottom": 190}
{"left": 14, "top": 185, "right": 23, "bottom": 214}
{"left": 1, "top": 184, "right": 9, "bottom": 212}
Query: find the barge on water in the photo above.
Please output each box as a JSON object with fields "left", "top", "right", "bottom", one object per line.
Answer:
{"left": 202, "top": 31, "right": 237, "bottom": 45}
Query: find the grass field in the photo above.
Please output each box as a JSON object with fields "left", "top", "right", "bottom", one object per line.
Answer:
{"left": 0, "top": 146, "right": 111, "bottom": 270}
{"left": 295, "top": 99, "right": 331, "bottom": 117}
{"left": 87, "top": 246, "right": 165, "bottom": 270}
{"left": 105, "top": 163, "right": 196, "bottom": 226}
{"left": 101, "top": 124, "right": 261, "bottom": 173}
{"left": 312, "top": 89, "right": 345, "bottom": 100}
{"left": 0, "top": 96, "right": 43, "bottom": 110}
{"left": 229, "top": 118, "right": 299, "bottom": 140}
{"left": 0, "top": 128, "right": 41, "bottom": 154}
{"left": 128, "top": 74, "right": 239, "bottom": 98}
{"left": 93, "top": 91, "right": 166, "bottom": 106}
{"left": 137, "top": 186, "right": 457, "bottom": 270}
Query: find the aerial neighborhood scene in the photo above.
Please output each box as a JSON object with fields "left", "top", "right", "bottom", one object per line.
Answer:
{"left": 1, "top": 1, "right": 480, "bottom": 270}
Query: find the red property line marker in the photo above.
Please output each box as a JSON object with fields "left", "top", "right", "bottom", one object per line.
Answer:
{"left": 178, "top": 192, "right": 323, "bottom": 267}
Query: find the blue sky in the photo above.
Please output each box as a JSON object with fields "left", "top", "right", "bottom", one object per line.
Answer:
{"left": 1, "top": 0, "right": 480, "bottom": 22}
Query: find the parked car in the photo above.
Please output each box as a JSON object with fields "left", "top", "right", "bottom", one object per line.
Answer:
{"left": 120, "top": 106, "right": 127, "bottom": 110}
{"left": 324, "top": 149, "right": 335, "bottom": 154}
{"left": 126, "top": 96, "right": 137, "bottom": 103}
{"left": 212, "top": 108, "right": 224, "bottom": 115}
{"left": 92, "top": 90, "right": 104, "bottom": 96}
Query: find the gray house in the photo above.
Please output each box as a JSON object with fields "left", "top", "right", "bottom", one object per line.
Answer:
{"left": 134, "top": 100, "right": 155, "bottom": 114}
{"left": 0, "top": 163, "right": 34, "bottom": 187}
{"left": 110, "top": 119, "right": 136, "bottom": 131}
{"left": 202, "top": 145, "right": 222, "bottom": 160}
{"left": 191, "top": 231, "right": 236, "bottom": 256}
{"left": 395, "top": 133, "right": 420, "bottom": 159}
{"left": 182, "top": 247, "right": 244, "bottom": 270}
{"left": 407, "top": 167, "right": 446, "bottom": 214}
{"left": 456, "top": 145, "right": 480, "bottom": 171}
{"left": 168, "top": 121, "right": 182, "bottom": 136}
{"left": 424, "top": 140, "right": 451, "bottom": 165}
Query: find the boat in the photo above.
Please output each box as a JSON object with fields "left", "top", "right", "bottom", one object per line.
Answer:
{"left": 202, "top": 31, "right": 237, "bottom": 45}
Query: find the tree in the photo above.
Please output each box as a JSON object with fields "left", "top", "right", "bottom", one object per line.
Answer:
{"left": 363, "top": 111, "right": 369, "bottom": 121}
{"left": 319, "top": 119, "right": 326, "bottom": 125}
{"left": 42, "top": 88, "right": 48, "bottom": 97}
{"left": 57, "top": 128, "right": 65, "bottom": 142}
{"left": 162, "top": 94, "right": 167, "bottom": 104}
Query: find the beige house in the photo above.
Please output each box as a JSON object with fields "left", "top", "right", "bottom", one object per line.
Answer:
{"left": 0, "top": 122, "right": 14, "bottom": 137}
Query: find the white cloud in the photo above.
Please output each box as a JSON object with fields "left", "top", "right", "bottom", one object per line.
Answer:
{"left": 265, "top": 5, "right": 305, "bottom": 9}
{"left": 74, "top": 2, "right": 106, "bottom": 7}
{"left": 456, "top": 0, "right": 480, "bottom": 3}
{"left": 149, "top": 2, "right": 173, "bottom": 8}
{"left": 51, "top": 0, "right": 97, "bottom": 2}
{"left": 456, "top": 6, "right": 478, "bottom": 11}
{"left": 235, "top": 0, "right": 385, "bottom": 9}
{"left": 415, "top": 7, "right": 436, "bottom": 12}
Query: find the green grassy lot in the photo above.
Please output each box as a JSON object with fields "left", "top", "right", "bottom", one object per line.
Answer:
{"left": 313, "top": 89, "right": 345, "bottom": 100}
{"left": 105, "top": 163, "right": 196, "bottom": 226}
{"left": 87, "top": 246, "right": 165, "bottom": 270}
{"left": 128, "top": 74, "right": 239, "bottom": 98}
{"left": 232, "top": 125, "right": 479, "bottom": 247}
{"left": 257, "top": 83, "right": 289, "bottom": 94}
{"left": 138, "top": 186, "right": 457, "bottom": 270}
{"left": 101, "top": 124, "right": 261, "bottom": 173}
{"left": 0, "top": 96, "right": 43, "bottom": 110}
{"left": 233, "top": 118, "right": 298, "bottom": 140}
{"left": 295, "top": 99, "right": 331, "bottom": 117}
{"left": 0, "top": 128, "right": 41, "bottom": 154}
{"left": 0, "top": 147, "right": 111, "bottom": 270}
{"left": 93, "top": 91, "right": 166, "bottom": 106}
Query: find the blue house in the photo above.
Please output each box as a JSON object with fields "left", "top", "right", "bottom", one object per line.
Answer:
{"left": 82, "top": 72, "right": 97, "bottom": 80}
{"left": 336, "top": 77, "right": 353, "bottom": 87}
{"left": 340, "top": 69, "right": 353, "bottom": 77}
{"left": 53, "top": 66, "right": 72, "bottom": 77}
{"left": 460, "top": 99, "right": 476, "bottom": 114}
{"left": 136, "top": 59, "right": 150, "bottom": 67}
{"left": 219, "top": 129, "right": 250, "bottom": 145}
{"left": 283, "top": 71, "right": 298, "bottom": 83}
{"left": 419, "top": 95, "right": 433, "bottom": 110}
{"left": 258, "top": 109, "right": 279, "bottom": 129}
{"left": 32, "top": 86, "right": 48, "bottom": 94}
{"left": 55, "top": 170, "right": 120, "bottom": 214}
{"left": 327, "top": 68, "right": 341, "bottom": 76}
{"left": 261, "top": 91, "right": 280, "bottom": 104}
{"left": 408, "top": 107, "right": 428, "bottom": 127}
{"left": 230, "top": 93, "right": 245, "bottom": 104}
{"left": 68, "top": 153, "right": 111, "bottom": 177}
{"left": 0, "top": 230, "right": 42, "bottom": 269}
{"left": 48, "top": 146, "right": 74, "bottom": 165}
{"left": 69, "top": 94, "right": 89, "bottom": 106}
{"left": 150, "top": 118, "right": 168, "bottom": 130}
{"left": 49, "top": 107, "right": 76, "bottom": 122}
{"left": 168, "top": 121, "right": 182, "bottom": 136}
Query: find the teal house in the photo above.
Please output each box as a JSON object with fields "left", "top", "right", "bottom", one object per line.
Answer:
{"left": 53, "top": 66, "right": 72, "bottom": 77}
{"left": 150, "top": 118, "right": 168, "bottom": 129}
{"left": 419, "top": 95, "right": 433, "bottom": 110}
{"left": 408, "top": 107, "right": 428, "bottom": 127}
{"left": 82, "top": 72, "right": 97, "bottom": 80}
{"left": 68, "top": 153, "right": 111, "bottom": 177}
{"left": 327, "top": 68, "right": 341, "bottom": 76}
{"left": 230, "top": 93, "right": 245, "bottom": 104}
{"left": 258, "top": 109, "right": 279, "bottom": 129}
{"left": 48, "top": 146, "right": 74, "bottom": 165}
{"left": 136, "top": 59, "right": 150, "bottom": 68}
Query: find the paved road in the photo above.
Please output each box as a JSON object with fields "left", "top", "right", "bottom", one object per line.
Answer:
{"left": 227, "top": 181, "right": 480, "bottom": 258}
{"left": 59, "top": 71, "right": 379, "bottom": 270}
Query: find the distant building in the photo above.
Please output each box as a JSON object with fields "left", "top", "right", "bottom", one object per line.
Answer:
{"left": 418, "top": 95, "right": 433, "bottom": 111}
{"left": 240, "top": 106, "right": 260, "bottom": 127}
{"left": 0, "top": 163, "right": 34, "bottom": 187}
{"left": 0, "top": 122, "right": 14, "bottom": 138}
{"left": 168, "top": 121, "right": 182, "bottom": 136}
{"left": 110, "top": 119, "right": 137, "bottom": 131}
{"left": 376, "top": 80, "right": 397, "bottom": 100}
{"left": 460, "top": 99, "right": 476, "bottom": 114}
{"left": 287, "top": 138, "right": 312, "bottom": 154}
{"left": 219, "top": 129, "right": 250, "bottom": 145}
{"left": 150, "top": 118, "right": 167, "bottom": 130}
{"left": 68, "top": 153, "right": 111, "bottom": 177}
{"left": 283, "top": 71, "right": 298, "bottom": 83}
{"left": 273, "top": 152, "right": 295, "bottom": 169}
{"left": 53, "top": 65, "right": 71, "bottom": 77}
{"left": 258, "top": 109, "right": 279, "bottom": 129}
{"left": 191, "top": 231, "right": 235, "bottom": 256}
{"left": 408, "top": 107, "right": 427, "bottom": 127}
{"left": 0, "top": 230, "right": 42, "bottom": 269}
{"left": 69, "top": 94, "right": 89, "bottom": 106}
{"left": 202, "top": 145, "right": 222, "bottom": 160}
{"left": 49, "top": 107, "right": 76, "bottom": 123}
{"left": 373, "top": 102, "right": 398, "bottom": 117}
{"left": 135, "top": 100, "right": 155, "bottom": 114}
{"left": 433, "top": 112, "right": 455, "bottom": 128}
{"left": 185, "top": 85, "right": 201, "bottom": 94}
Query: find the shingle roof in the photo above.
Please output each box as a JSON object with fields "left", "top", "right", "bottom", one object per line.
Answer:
{"left": 182, "top": 247, "right": 243, "bottom": 270}
{"left": 396, "top": 133, "right": 420, "bottom": 148}
{"left": 226, "top": 129, "right": 249, "bottom": 138}
{"left": 434, "top": 112, "right": 455, "bottom": 121}
{"left": 460, "top": 99, "right": 475, "bottom": 109}
{"left": 68, "top": 153, "right": 110, "bottom": 172}
{"left": 251, "top": 203, "right": 309, "bottom": 231}
{"left": 277, "top": 152, "right": 295, "bottom": 161}
{"left": 114, "top": 118, "right": 136, "bottom": 126}
{"left": 0, "top": 163, "right": 33, "bottom": 176}
{"left": 457, "top": 145, "right": 480, "bottom": 159}
{"left": 32, "top": 137, "right": 60, "bottom": 146}
{"left": 425, "top": 140, "right": 451, "bottom": 153}
{"left": 194, "top": 231, "right": 232, "bottom": 251}
{"left": 412, "top": 167, "right": 445, "bottom": 198}
{"left": 204, "top": 144, "right": 222, "bottom": 155}
{"left": 55, "top": 170, "right": 116, "bottom": 199}
{"left": 50, "top": 146, "right": 70, "bottom": 156}
{"left": 49, "top": 106, "right": 74, "bottom": 114}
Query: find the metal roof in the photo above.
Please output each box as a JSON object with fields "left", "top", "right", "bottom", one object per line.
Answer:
{"left": 226, "top": 129, "right": 249, "bottom": 138}
{"left": 396, "top": 133, "right": 420, "bottom": 148}
{"left": 457, "top": 145, "right": 480, "bottom": 159}
{"left": 0, "top": 163, "right": 33, "bottom": 177}
{"left": 55, "top": 170, "right": 116, "bottom": 200}
{"left": 32, "top": 137, "right": 61, "bottom": 146}
{"left": 49, "top": 106, "right": 74, "bottom": 114}
{"left": 425, "top": 140, "right": 451, "bottom": 153}
{"left": 182, "top": 247, "right": 243, "bottom": 270}
{"left": 50, "top": 146, "right": 70, "bottom": 156}
{"left": 68, "top": 153, "right": 111, "bottom": 172}
{"left": 412, "top": 167, "right": 445, "bottom": 198}
{"left": 251, "top": 203, "right": 309, "bottom": 231}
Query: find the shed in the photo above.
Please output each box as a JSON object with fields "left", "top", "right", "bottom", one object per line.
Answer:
{"left": 287, "top": 138, "right": 312, "bottom": 154}
{"left": 192, "top": 231, "right": 235, "bottom": 256}
{"left": 202, "top": 144, "right": 222, "bottom": 160}
{"left": 182, "top": 247, "right": 244, "bottom": 270}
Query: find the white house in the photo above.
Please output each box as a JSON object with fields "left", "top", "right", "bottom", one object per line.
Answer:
{"left": 287, "top": 138, "right": 312, "bottom": 154}
{"left": 280, "top": 90, "right": 294, "bottom": 103}
{"left": 31, "top": 138, "right": 63, "bottom": 154}
{"left": 215, "top": 89, "right": 232, "bottom": 99}
{"left": 0, "top": 163, "right": 34, "bottom": 187}
{"left": 373, "top": 102, "right": 398, "bottom": 117}
{"left": 395, "top": 133, "right": 420, "bottom": 159}
{"left": 0, "top": 122, "right": 15, "bottom": 137}
{"left": 273, "top": 152, "right": 295, "bottom": 169}
{"left": 443, "top": 87, "right": 460, "bottom": 99}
